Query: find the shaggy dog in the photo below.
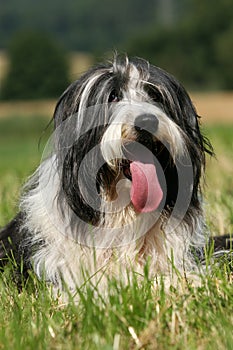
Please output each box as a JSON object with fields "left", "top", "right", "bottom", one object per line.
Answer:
{"left": 1, "top": 55, "right": 230, "bottom": 292}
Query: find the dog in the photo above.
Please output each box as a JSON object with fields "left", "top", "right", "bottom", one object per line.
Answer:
{"left": 1, "top": 54, "right": 230, "bottom": 293}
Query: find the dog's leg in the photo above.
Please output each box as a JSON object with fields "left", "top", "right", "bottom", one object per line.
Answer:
{"left": 0, "top": 213, "right": 25, "bottom": 266}
{"left": 208, "top": 234, "right": 233, "bottom": 269}
{"left": 211, "top": 234, "right": 233, "bottom": 251}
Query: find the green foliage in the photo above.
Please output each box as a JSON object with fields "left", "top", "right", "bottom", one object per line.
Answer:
{"left": 127, "top": 0, "right": 233, "bottom": 90}
{"left": 1, "top": 32, "right": 69, "bottom": 100}
{"left": 0, "top": 0, "right": 232, "bottom": 89}
{"left": 0, "top": 0, "right": 158, "bottom": 52}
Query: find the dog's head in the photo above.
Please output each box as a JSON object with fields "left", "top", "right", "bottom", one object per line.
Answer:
{"left": 51, "top": 55, "right": 213, "bottom": 230}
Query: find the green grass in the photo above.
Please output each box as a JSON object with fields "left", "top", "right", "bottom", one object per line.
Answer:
{"left": 0, "top": 116, "right": 51, "bottom": 225}
{"left": 204, "top": 125, "right": 233, "bottom": 236}
{"left": 0, "top": 116, "right": 232, "bottom": 350}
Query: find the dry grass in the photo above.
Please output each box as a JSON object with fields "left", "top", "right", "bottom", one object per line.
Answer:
{"left": 0, "top": 50, "right": 8, "bottom": 85}
{"left": 0, "top": 99, "right": 56, "bottom": 119}
{"left": 191, "top": 92, "right": 233, "bottom": 124}
{"left": 0, "top": 92, "right": 233, "bottom": 124}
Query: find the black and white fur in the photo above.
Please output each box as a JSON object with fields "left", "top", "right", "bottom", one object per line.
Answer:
{"left": 0, "top": 55, "right": 223, "bottom": 292}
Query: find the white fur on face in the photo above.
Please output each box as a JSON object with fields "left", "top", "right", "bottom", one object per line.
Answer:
{"left": 101, "top": 101, "right": 186, "bottom": 169}
{"left": 20, "top": 156, "right": 202, "bottom": 293}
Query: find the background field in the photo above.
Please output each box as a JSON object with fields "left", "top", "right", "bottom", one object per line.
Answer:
{"left": 0, "top": 110, "right": 232, "bottom": 349}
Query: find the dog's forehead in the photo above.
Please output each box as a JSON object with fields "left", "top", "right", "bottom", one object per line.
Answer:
{"left": 125, "top": 64, "right": 143, "bottom": 101}
{"left": 127, "top": 63, "right": 141, "bottom": 87}
{"left": 112, "top": 61, "right": 146, "bottom": 100}
{"left": 111, "top": 58, "right": 146, "bottom": 86}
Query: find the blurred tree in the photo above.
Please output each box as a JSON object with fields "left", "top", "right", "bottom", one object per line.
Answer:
{"left": 127, "top": 0, "right": 233, "bottom": 90}
{"left": 215, "top": 25, "right": 233, "bottom": 89}
{"left": 0, "top": 0, "right": 159, "bottom": 52}
{"left": 1, "top": 32, "right": 69, "bottom": 100}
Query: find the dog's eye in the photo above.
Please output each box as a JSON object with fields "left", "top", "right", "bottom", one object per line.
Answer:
{"left": 146, "top": 86, "right": 163, "bottom": 104}
{"left": 108, "top": 90, "right": 119, "bottom": 103}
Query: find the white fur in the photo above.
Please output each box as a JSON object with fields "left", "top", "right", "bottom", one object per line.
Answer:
{"left": 20, "top": 155, "right": 204, "bottom": 293}
{"left": 101, "top": 102, "right": 186, "bottom": 167}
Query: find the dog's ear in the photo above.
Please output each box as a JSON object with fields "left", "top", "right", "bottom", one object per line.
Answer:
{"left": 148, "top": 64, "right": 213, "bottom": 211}
{"left": 165, "top": 80, "right": 213, "bottom": 207}
{"left": 150, "top": 65, "right": 213, "bottom": 156}
{"left": 171, "top": 83, "right": 213, "bottom": 159}
{"left": 58, "top": 127, "right": 106, "bottom": 226}
{"left": 52, "top": 80, "right": 82, "bottom": 129}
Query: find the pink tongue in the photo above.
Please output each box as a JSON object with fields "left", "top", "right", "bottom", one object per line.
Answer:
{"left": 130, "top": 160, "right": 163, "bottom": 213}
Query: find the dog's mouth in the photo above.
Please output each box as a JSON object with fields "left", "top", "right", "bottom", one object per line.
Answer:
{"left": 121, "top": 141, "right": 163, "bottom": 213}
{"left": 122, "top": 160, "right": 132, "bottom": 180}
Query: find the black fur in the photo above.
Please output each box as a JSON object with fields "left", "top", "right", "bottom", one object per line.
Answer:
{"left": 1, "top": 55, "right": 231, "bottom": 284}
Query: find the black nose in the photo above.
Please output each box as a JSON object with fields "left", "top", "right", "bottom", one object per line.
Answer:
{"left": 134, "top": 113, "right": 158, "bottom": 134}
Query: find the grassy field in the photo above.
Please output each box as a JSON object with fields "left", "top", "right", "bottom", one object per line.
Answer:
{"left": 0, "top": 115, "right": 232, "bottom": 349}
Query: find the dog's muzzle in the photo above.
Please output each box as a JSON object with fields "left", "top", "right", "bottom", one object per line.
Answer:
{"left": 121, "top": 114, "right": 163, "bottom": 213}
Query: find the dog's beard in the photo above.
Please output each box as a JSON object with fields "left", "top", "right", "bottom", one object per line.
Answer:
{"left": 100, "top": 102, "right": 189, "bottom": 214}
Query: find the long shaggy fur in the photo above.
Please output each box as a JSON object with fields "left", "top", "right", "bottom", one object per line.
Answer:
{"left": 0, "top": 55, "right": 214, "bottom": 292}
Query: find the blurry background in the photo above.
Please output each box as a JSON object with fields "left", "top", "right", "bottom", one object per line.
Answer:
{"left": 0, "top": 0, "right": 232, "bottom": 235}
{"left": 0, "top": 0, "right": 233, "bottom": 95}
{"left": 0, "top": 0, "right": 233, "bottom": 121}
